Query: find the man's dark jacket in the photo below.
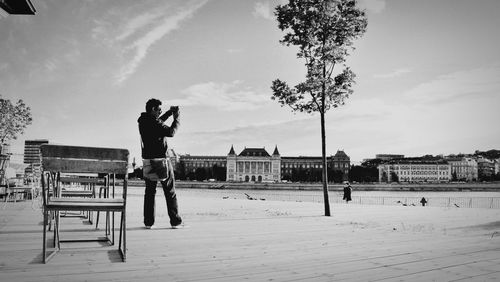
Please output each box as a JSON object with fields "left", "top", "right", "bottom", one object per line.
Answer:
{"left": 138, "top": 111, "right": 179, "bottom": 159}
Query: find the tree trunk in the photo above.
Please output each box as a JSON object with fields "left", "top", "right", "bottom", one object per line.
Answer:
{"left": 320, "top": 111, "right": 331, "bottom": 216}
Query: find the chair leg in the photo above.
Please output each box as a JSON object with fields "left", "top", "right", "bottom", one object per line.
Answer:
{"left": 53, "top": 212, "right": 57, "bottom": 248}
{"left": 56, "top": 211, "right": 61, "bottom": 250}
{"left": 111, "top": 212, "right": 115, "bottom": 245}
{"left": 106, "top": 212, "right": 109, "bottom": 235}
{"left": 123, "top": 210, "right": 126, "bottom": 261}
{"left": 95, "top": 211, "right": 100, "bottom": 229}
{"left": 43, "top": 209, "right": 47, "bottom": 263}
{"left": 119, "top": 211, "right": 126, "bottom": 262}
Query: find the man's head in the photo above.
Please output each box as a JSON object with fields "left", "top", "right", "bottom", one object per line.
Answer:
{"left": 146, "top": 98, "right": 162, "bottom": 118}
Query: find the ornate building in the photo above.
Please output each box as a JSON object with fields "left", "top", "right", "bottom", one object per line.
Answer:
{"left": 332, "top": 150, "right": 350, "bottom": 178}
{"left": 226, "top": 146, "right": 280, "bottom": 182}
{"left": 178, "top": 145, "right": 351, "bottom": 183}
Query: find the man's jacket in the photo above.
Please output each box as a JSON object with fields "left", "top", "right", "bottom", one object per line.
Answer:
{"left": 138, "top": 111, "right": 179, "bottom": 159}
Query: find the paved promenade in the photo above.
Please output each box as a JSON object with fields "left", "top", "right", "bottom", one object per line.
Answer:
{"left": 1, "top": 189, "right": 500, "bottom": 281}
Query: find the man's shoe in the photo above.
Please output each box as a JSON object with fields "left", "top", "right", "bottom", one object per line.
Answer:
{"left": 171, "top": 223, "right": 186, "bottom": 229}
{"left": 145, "top": 225, "right": 154, "bottom": 229}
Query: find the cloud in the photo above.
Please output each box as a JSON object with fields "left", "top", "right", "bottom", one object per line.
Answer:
{"left": 253, "top": 2, "right": 274, "bottom": 20}
{"left": 404, "top": 66, "right": 500, "bottom": 104}
{"left": 169, "top": 80, "right": 272, "bottom": 111}
{"left": 115, "top": 8, "right": 170, "bottom": 42}
{"left": 373, "top": 68, "right": 411, "bottom": 79}
{"left": 114, "top": 0, "right": 209, "bottom": 85}
{"left": 174, "top": 116, "right": 319, "bottom": 155}
{"left": 358, "top": 0, "right": 386, "bottom": 14}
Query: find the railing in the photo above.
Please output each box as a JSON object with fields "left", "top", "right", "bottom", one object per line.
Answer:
{"left": 334, "top": 196, "right": 500, "bottom": 209}
{"left": 172, "top": 189, "right": 500, "bottom": 209}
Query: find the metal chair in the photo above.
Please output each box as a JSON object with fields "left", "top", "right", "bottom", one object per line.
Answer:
{"left": 40, "top": 144, "right": 128, "bottom": 263}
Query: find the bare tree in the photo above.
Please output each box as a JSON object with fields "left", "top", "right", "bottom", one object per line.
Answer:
{"left": 271, "top": 0, "right": 367, "bottom": 216}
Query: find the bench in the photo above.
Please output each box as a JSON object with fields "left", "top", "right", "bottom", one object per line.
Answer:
{"left": 40, "top": 144, "right": 129, "bottom": 263}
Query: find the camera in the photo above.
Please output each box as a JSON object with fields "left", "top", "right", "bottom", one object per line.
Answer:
{"left": 170, "top": 106, "right": 179, "bottom": 112}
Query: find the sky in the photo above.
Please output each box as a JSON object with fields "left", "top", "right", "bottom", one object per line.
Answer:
{"left": 1, "top": 0, "right": 500, "bottom": 165}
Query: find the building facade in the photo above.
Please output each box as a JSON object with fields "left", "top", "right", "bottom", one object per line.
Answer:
{"left": 332, "top": 150, "right": 350, "bottom": 178}
{"left": 477, "top": 156, "right": 495, "bottom": 180}
{"left": 378, "top": 160, "right": 451, "bottom": 183}
{"left": 446, "top": 157, "right": 478, "bottom": 182}
{"left": 178, "top": 145, "right": 351, "bottom": 183}
{"left": 226, "top": 146, "right": 280, "bottom": 182}
{"left": 180, "top": 154, "right": 226, "bottom": 180}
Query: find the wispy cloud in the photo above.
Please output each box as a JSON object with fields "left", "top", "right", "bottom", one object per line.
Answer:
{"left": 169, "top": 80, "right": 271, "bottom": 111}
{"left": 113, "top": 0, "right": 209, "bottom": 85}
{"left": 373, "top": 68, "right": 411, "bottom": 79}
{"left": 404, "top": 66, "right": 500, "bottom": 104}
{"left": 115, "top": 7, "right": 171, "bottom": 42}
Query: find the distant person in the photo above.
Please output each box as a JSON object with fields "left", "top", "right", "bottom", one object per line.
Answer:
{"left": 343, "top": 181, "right": 352, "bottom": 203}
{"left": 138, "top": 98, "right": 183, "bottom": 229}
{"left": 420, "top": 197, "right": 427, "bottom": 207}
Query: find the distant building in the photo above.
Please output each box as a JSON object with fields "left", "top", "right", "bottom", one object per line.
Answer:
{"left": 446, "top": 156, "right": 478, "bottom": 182}
{"left": 181, "top": 154, "right": 226, "bottom": 180}
{"left": 178, "top": 145, "right": 351, "bottom": 183}
{"left": 477, "top": 156, "right": 495, "bottom": 180}
{"left": 332, "top": 150, "right": 350, "bottom": 179}
{"left": 378, "top": 159, "right": 451, "bottom": 183}
{"left": 226, "top": 146, "right": 280, "bottom": 182}
{"left": 281, "top": 156, "right": 323, "bottom": 175}
{"left": 375, "top": 154, "right": 404, "bottom": 161}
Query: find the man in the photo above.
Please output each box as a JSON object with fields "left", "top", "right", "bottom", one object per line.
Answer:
{"left": 343, "top": 181, "right": 352, "bottom": 203}
{"left": 138, "top": 98, "right": 182, "bottom": 229}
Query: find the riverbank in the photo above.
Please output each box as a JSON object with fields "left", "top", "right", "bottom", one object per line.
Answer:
{"left": 128, "top": 179, "right": 500, "bottom": 192}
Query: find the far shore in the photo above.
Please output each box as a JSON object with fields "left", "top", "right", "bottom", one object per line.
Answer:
{"left": 127, "top": 179, "right": 500, "bottom": 192}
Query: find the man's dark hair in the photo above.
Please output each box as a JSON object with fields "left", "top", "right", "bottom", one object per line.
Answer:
{"left": 146, "top": 98, "right": 162, "bottom": 113}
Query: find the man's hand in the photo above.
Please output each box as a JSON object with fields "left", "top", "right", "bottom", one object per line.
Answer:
{"left": 171, "top": 106, "right": 180, "bottom": 119}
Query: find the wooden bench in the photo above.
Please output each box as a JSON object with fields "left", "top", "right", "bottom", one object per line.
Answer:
{"left": 40, "top": 144, "right": 129, "bottom": 263}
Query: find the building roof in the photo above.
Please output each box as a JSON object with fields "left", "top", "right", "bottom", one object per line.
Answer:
{"left": 386, "top": 160, "right": 449, "bottom": 165}
{"left": 180, "top": 155, "right": 226, "bottom": 160}
{"left": 239, "top": 148, "right": 270, "bottom": 157}
{"left": 272, "top": 145, "right": 280, "bottom": 156}
{"left": 0, "top": 0, "right": 36, "bottom": 15}
{"left": 228, "top": 145, "right": 236, "bottom": 155}
{"left": 333, "top": 150, "right": 350, "bottom": 160}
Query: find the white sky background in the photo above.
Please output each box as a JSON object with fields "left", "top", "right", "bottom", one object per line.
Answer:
{"left": 1, "top": 0, "right": 499, "bottom": 165}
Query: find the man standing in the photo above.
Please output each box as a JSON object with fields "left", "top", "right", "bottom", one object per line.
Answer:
{"left": 343, "top": 181, "right": 352, "bottom": 203}
{"left": 138, "top": 98, "right": 182, "bottom": 229}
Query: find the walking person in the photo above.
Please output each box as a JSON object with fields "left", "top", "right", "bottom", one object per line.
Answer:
{"left": 420, "top": 197, "right": 427, "bottom": 206}
{"left": 343, "top": 181, "right": 352, "bottom": 203}
{"left": 138, "top": 98, "right": 183, "bottom": 229}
